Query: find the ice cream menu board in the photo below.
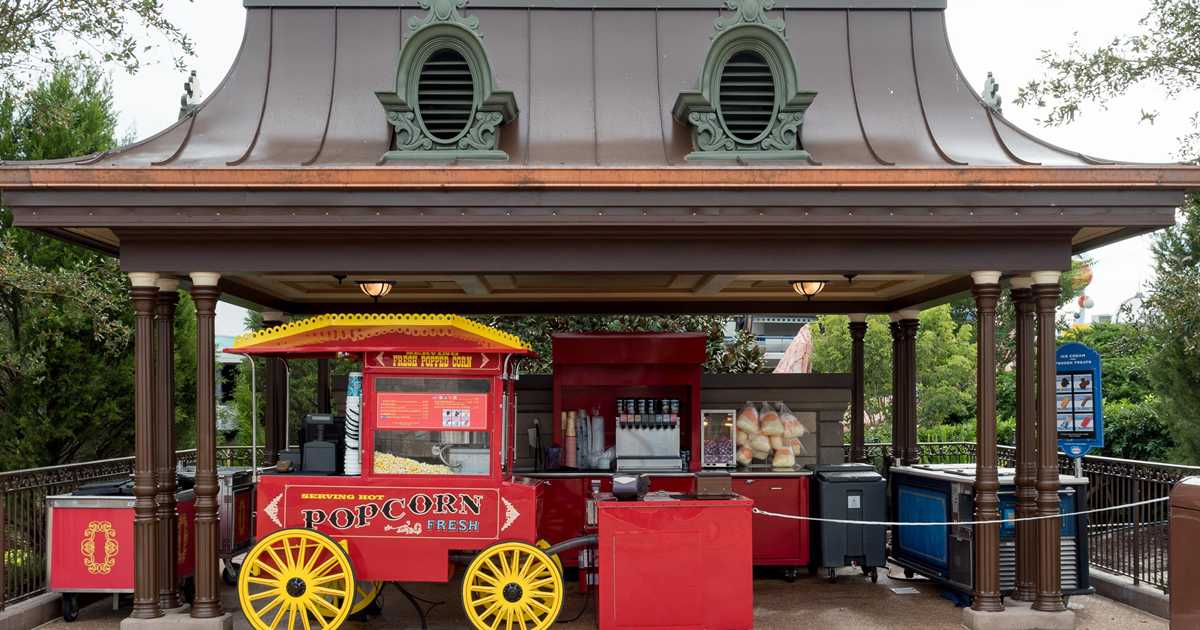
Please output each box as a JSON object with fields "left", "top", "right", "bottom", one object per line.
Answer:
{"left": 1055, "top": 342, "right": 1103, "bottom": 458}
{"left": 376, "top": 392, "right": 489, "bottom": 431}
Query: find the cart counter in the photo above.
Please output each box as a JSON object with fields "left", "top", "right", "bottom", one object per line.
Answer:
{"left": 597, "top": 494, "right": 753, "bottom": 630}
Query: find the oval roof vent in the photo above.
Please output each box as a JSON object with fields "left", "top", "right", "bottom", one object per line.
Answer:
{"left": 417, "top": 48, "right": 475, "bottom": 142}
{"left": 718, "top": 50, "right": 777, "bottom": 144}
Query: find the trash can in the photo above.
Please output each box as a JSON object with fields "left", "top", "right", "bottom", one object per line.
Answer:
{"left": 1171, "top": 477, "right": 1200, "bottom": 627}
{"left": 811, "top": 463, "right": 887, "bottom": 582}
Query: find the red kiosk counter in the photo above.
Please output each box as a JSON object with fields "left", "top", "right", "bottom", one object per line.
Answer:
{"left": 525, "top": 333, "right": 813, "bottom": 579}
{"left": 46, "top": 480, "right": 197, "bottom": 622}
{"left": 226, "top": 316, "right": 755, "bottom": 630}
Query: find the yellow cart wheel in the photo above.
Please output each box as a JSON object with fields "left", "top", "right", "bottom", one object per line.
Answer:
{"left": 318, "top": 579, "right": 383, "bottom": 617}
{"left": 238, "top": 529, "right": 356, "bottom": 630}
{"left": 462, "top": 541, "right": 564, "bottom": 630}
{"left": 535, "top": 540, "right": 563, "bottom": 577}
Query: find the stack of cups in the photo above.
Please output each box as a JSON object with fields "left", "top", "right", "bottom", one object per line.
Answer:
{"left": 344, "top": 371, "right": 362, "bottom": 475}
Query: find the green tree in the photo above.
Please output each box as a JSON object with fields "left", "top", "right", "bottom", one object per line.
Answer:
{"left": 1016, "top": 0, "right": 1199, "bottom": 463}
{"left": 0, "top": 62, "right": 125, "bottom": 468}
{"left": 809, "top": 314, "right": 894, "bottom": 423}
{"left": 1014, "top": 0, "right": 1200, "bottom": 160}
{"left": 810, "top": 305, "right": 976, "bottom": 431}
{"left": 0, "top": 1, "right": 194, "bottom": 89}
{"left": 1144, "top": 200, "right": 1200, "bottom": 463}
{"left": 0, "top": 62, "right": 197, "bottom": 469}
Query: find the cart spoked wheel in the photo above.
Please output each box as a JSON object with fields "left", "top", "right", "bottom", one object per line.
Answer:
{"left": 462, "top": 541, "right": 564, "bottom": 630}
{"left": 535, "top": 539, "right": 563, "bottom": 576}
{"left": 318, "top": 579, "right": 384, "bottom": 619}
{"left": 238, "top": 529, "right": 356, "bottom": 630}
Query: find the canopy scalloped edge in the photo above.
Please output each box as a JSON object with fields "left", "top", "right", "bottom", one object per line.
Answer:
{"left": 230, "top": 313, "right": 531, "bottom": 352}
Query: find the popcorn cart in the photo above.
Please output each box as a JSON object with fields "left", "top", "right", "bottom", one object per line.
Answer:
{"left": 229, "top": 315, "right": 562, "bottom": 630}
{"left": 46, "top": 480, "right": 197, "bottom": 621}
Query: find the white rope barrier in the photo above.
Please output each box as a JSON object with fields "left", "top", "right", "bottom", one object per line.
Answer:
{"left": 752, "top": 496, "right": 1169, "bottom": 527}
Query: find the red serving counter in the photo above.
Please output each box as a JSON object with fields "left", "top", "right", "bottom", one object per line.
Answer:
{"left": 531, "top": 333, "right": 813, "bottom": 575}
{"left": 597, "top": 494, "right": 754, "bottom": 630}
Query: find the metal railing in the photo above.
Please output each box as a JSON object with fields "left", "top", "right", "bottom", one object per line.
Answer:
{"left": 0, "top": 446, "right": 265, "bottom": 609}
{"left": 846, "top": 441, "right": 1199, "bottom": 593}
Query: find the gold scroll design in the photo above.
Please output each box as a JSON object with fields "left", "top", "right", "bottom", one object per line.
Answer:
{"left": 81, "top": 521, "right": 119, "bottom": 575}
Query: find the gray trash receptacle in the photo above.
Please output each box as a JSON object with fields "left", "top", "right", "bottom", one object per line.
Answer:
{"left": 812, "top": 463, "right": 887, "bottom": 582}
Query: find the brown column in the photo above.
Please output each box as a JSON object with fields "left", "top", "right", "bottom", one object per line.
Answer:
{"left": 889, "top": 318, "right": 904, "bottom": 466}
{"left": 1033, "top": 272, "right": 1066, "bottom": 612}
{"left": 129, "top": 273, "right": 161, "bottom": 619}
{"left": 971, "top": 272, "right": 1004, "bottom": 612}
{"left": 262, "top": 312, "right": 287, "bottom": 463}
{"left": 1011, "top": 278, "right": 1038, "bottom": 602}
{"left": 189, "top": 273, "right": 223, "bottom": 619}
{"left": 899, "top": 313, "right": 920, "bottom": 466}
{"left": 849, "top": 315, "right": 868, "bottom": 463}
{"left": 317, "top": 358, "right": 331, "bottom": 414}
{"left": 154, "top": 279, "right": 181, "bottom": 611}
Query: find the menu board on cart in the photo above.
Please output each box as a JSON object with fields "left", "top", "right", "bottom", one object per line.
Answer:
{"left": 1055, "top": 342, "right": 1103, "bottom": 458}
{"left": 377, "top": 392, "right": 489, "bottom": 431}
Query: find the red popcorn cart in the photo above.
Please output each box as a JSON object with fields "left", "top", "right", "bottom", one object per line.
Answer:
{"left": 229, "top": 315, "right": 554, "bottom": 630}
{"left": 46, "top": 479, "right": 197, "bottom": 621}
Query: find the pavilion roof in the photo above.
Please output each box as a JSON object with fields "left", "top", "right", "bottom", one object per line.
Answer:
{"left": 1, "top": 0, "right": 1190, "bottom": 177}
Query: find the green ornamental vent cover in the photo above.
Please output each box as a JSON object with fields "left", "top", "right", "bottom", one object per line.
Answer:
{"left": 375, "top": 0, "right": 518, "bottom": 162}
{"left": 672, "top": 0, "right": 817, "bottom": 161}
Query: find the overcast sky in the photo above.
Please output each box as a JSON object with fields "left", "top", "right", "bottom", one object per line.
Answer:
{"left": 97, "top": 0, "right": 1196, "bottom": 335}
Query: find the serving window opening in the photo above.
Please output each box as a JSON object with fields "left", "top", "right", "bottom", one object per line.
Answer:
{"left": 371, "top": 376, "right": 492, "bottom": 476}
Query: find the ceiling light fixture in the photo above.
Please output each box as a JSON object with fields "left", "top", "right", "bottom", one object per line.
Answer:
{"left": 355, "top": 280, "right": 395, "bottom": 303}
{"left": 790, "top": 280, "right": 827, "bottom": 301}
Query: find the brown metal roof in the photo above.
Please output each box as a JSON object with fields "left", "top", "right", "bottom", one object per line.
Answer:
{"left": 16, "top": 1, "right": 1167, "bottom": 170}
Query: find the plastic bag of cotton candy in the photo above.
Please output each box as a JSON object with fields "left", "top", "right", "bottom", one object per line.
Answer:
{"left": 735, "top": 401, "right": 808, "bottom": 469}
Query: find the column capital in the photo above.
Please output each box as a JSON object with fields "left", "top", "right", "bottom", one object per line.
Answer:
{"left": 155, "top": 277, "right": 180, "bottom": 293}
{"left": 890, "top": 309, "right": 920, "bottom": 322}
{"left": 970, "top": 270, "right": 1003, "bottom": 285}
{"left": 189, "top": 271, "right": 221, "bottom": 287}
{"left": 848, "top": 313, "right": 867, "bottom": 323}
{"left": 128, "top": 272, "right": 160, "bottom": 288}
{"left": 1009, "top": 276, "right": 1034, "bottom": 291}
{"left": 1031, "top": 270, "right": 1062, "bottom": 286}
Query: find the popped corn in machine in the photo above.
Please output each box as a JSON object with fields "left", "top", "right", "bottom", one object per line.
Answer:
{"left": 229, "top": 315, "right": 561, "bottom": 629}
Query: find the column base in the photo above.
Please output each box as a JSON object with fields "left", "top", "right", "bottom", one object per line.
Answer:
{"left": 122, "top": 610, "right": 232, "bottom": 630}
{"left": 962, "top": 600, "right": 1075, "bottom": 630}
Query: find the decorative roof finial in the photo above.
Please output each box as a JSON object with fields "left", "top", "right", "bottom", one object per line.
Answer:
{"left": 714, "top": 0, "right": 785, "bottom": 37}
{"left": 409, "top": 0, "right": 480, "bottom": 35}
{"left": 178, "top": 70, "right": 202, "bottom": 120}
{"left": 982, "top": 71, "right": 1002, "bottom": 114}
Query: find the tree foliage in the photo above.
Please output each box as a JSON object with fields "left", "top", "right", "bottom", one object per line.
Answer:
{"left": 1017, "top": 0, "right": 1199, "bottom": 463}
{"left": 810, "top": 305, "right": 976, "bottom": 427}
{"left": 1144, "top": 196, "right": 1200, "bottom": 463}
{"left": 0, "top": 62, "right": 195, "bottom": 469}
{"left": 1014, "top": 0, "right": 1200, "bottom": 160}
{"left": 0, "top": 0, "right": 194, "bottom": 89}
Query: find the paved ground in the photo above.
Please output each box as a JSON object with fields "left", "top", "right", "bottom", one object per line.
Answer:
{"left": 36, "top": 565, "right": 1166, "bottom": 630}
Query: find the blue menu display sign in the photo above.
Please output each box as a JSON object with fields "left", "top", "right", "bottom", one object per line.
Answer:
{"left": 1055, "top": 342, "right": 1103, "bottom": 458}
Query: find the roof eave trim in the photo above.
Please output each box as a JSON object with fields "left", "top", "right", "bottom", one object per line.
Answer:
{"left": 2, "top": 166, "right": 1200, "bottom": 190}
